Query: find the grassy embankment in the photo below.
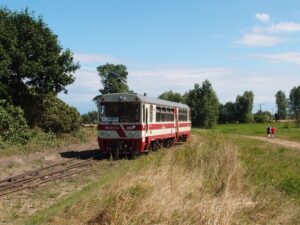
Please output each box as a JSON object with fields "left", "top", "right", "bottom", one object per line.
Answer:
{"left": 0, "top": 127, "right": 96, "bottom": 157}
{"left": 23, "top": 128, "right": 300, "bottom": 225}
{"left": 216, "top": 122, "right": 300, "bottom": 142}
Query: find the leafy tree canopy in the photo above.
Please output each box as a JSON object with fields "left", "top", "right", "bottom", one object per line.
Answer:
{"left": 187, "top": 80, "right": 219, "bottom": 128}
{"left": 0, "top": 100, "right": 31, "bottom": 146}
{"left": 158, "top": 90, "right": 185, "bottom": 103}
{"left": 219, "top": 101, "right": 236, "bottom": 124}
{"left": 253, "top": 110, "right": 272, "bottom": 123}
{"left": 0, "top": 8, "right": 79, "bottom": 106}
{"left": 235, "top": 91, "right": 254, "bottom": 123}
{"left": 275, "top": 90, "right": 288, "bottom": 120}
{"left": 96, "top": 64, "right": 130, "bottom": 96}
{"left": 81, "top": 111, "right": 98, "bottom": 124}
{"left": 36, "top": 94, "right": 81, "bottom": 134}
{"left": 289, "top": 85, "right": 300, "bottom": 128}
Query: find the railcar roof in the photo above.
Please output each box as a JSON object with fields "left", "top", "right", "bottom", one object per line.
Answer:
{"left": 102, "top": 93, "right": 190, "bottom": 109}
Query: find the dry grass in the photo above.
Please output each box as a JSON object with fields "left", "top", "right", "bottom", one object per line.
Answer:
{"left": 22, "top": 131, "right": 300, "bottom": 225}
{"left": 47, "top": 134, "right": 254, "bottom": 225}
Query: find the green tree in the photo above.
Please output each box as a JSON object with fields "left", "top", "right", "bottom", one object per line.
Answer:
{"left": 235, "top": 91, "right": 254, "bottom": 123}
{"left": 219, "top": 102, "right": 236, "bottom": 124}
{"left": 253, "top": 110, "right": 272, "bottom": 123}
{"left": 36, "top": 95, "right": 81, "bottom": 134}
{"left": 0, "top": 8, "right": 79, "bottom": 108}
{"left": 96, "top": 64, "right": 130, "bottom": 96}
{"left": 0, "top": 100, "right": 31, "bottom": 146}
{"left": 158, "top": 90, "right": 184, "bottom": 103}
{"left": 289, "top": 85, "right": 300, "bottom": 128}
{"left": 81, "top": 111, "right": 98, "bottom": 124}
{"left": 187, "top": 80, "right": 219, "bottom": 128}
{"left": 275, "top": 90, "right": 288, "bottom": 120}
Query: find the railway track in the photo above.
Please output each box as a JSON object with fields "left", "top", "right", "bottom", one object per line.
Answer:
{"left": 0, "top": 151, "right": 105, "bottom": 197}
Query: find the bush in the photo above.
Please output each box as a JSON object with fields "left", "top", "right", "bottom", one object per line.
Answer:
{"left": 254, "top": 110, "right": 272, "bottom": 123}
{"left": 0, "top": 100, "right": 32, "bottom": 146}
{"left": 81, "top": 111, "right": 98, "bottom": 124}
{"left": 37, "top": 95, "right": 81, "bottom": 134}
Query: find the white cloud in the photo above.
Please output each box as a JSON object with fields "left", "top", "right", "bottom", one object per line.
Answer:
{"left": 256, "top": 13, "right": 270, "bottom": 23}
{"left": 237, "top": 14, "right": 300, "bottom": 47}
{"left": 236, "top": 34, "right": 284, "bottom": 47}
{"left": 74, "top": 53, "right": 118, "bottom": 64}
{"left": 58, "top": 68, "right": 100, "bottom": 112}
{"left": 258, "top": 52, "right": 300, "bottom": 65}
{"left": 127, "top": 66, "right": 234, "bottom": 102}
{"left": 266, "top": 22, "right": 300, "bottom": 33}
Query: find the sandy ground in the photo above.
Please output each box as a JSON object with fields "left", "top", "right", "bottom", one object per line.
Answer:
{"left": 244, "top": 135, "right": 300, "bottom": 150}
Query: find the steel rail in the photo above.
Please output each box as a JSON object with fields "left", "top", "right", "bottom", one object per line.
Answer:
{"left": 0, "top": 151, "right": 104, "bottom": 197}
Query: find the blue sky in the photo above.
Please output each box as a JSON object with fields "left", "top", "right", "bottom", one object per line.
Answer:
{"left": 1, "top": 0, "right": 300, "bottom": 113}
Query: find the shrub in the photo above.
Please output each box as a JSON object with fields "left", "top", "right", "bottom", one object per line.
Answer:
{"left": 254, "top": 110, "right": 272, "bottom": 123}
{"left": 81, "top": 111, "right": 98, "bottom": 124}
{"left": 0, "top": 100, "right": 32, "bottom": 146}
{"left": 37, "top": 95, "right": 81, "bottom": 134}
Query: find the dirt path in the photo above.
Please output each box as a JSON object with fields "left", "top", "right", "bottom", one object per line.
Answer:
{"left": 245, "top": 135, "right": 300, "bottom": 150}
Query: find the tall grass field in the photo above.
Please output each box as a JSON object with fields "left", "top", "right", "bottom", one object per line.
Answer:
{"left": 216, "top": 122, "right": 300, "bottom": 142}
{"left": 23, "top": 126, "right": 300, "bottom": 225}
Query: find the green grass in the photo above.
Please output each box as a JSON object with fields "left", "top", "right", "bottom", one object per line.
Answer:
{"left": 235, "top": 136, "right": 300, "bottom": 200}
{"left": 215, "top": 122, "right": 300, "bottom": 142}
{"left": 194, "top": 129, "right": 300, "bottom": 201}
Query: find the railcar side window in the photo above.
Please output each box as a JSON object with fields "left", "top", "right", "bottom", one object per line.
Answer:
{"left": 150, "top": 105, "right": 153, "bottom": 122}
{"left": 179, "top": 109, "right": 188, "bottom": 121}
{"left": 161, "top": 107, "right": 166, "bottom": 122}
{"left": 143, "top": 104, "right": 145, "bottom": 123}
{"left": 156, "top": 106, "right": 161, "bottom": 122}
{"left": 155, "top": 106, "right": 177, "bottom": 122}
{"left": 171, "top": 109, "right": 174, "bottom": 121}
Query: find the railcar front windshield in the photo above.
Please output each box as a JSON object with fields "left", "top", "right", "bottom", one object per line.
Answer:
{"left": 99, "top": 102, "right": 140, "bottom": 123}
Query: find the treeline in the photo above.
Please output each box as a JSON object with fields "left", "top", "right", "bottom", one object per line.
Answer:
{"left": 88, "top": 62, "right": 300, "bottom": 128}
{"left": 159, "top": 86, "right": 300, "bottom": 128}
{"left": 158, "top": 85, "right": 300, "bottom": 128}
{"left": 0, "top": 8, "right": 81, "bottom": 147}
{"left": 158, "top": 86, "right": 255, "bottom": 128}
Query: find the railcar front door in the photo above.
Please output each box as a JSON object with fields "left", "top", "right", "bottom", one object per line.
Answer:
{"left": 145, "top": 107, "right": 149, "bottom": 136}
{"left": 175, "top": 108, "right": 179, "bottom": 141}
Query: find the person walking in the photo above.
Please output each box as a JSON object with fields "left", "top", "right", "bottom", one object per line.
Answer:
{"left": 271, "top": 126, "right": 276, "bottom": 138}
{"left": 266, "top": 125, "right": 271, "bottom": 138}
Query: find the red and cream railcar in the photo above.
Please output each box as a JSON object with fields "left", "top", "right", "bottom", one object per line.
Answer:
{"left": 97, "top": 93, "right": 191, "bottom": 157}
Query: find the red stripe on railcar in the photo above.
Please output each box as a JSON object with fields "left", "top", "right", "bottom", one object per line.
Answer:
{"left": 148, "top": 123, "right": 175, "bottom": 130}
{"left": 178, "top": 122, "right": 191, "bottom": 127}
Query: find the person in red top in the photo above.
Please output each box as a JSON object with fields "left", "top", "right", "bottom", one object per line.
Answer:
{"left": 271, "top": 126, "right": 276, "bottom": 138}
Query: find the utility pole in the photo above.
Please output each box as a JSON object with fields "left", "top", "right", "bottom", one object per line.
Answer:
{"left": 258, "top": 103, "right": 265, "bottom": 115}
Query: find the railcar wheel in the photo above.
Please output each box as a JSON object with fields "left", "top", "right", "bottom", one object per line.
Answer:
{"left": 128, "top": 151, "right": 138, "bottom": 160}
{"left": 111, "top": 149, "right": 120, "bottom": 160}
